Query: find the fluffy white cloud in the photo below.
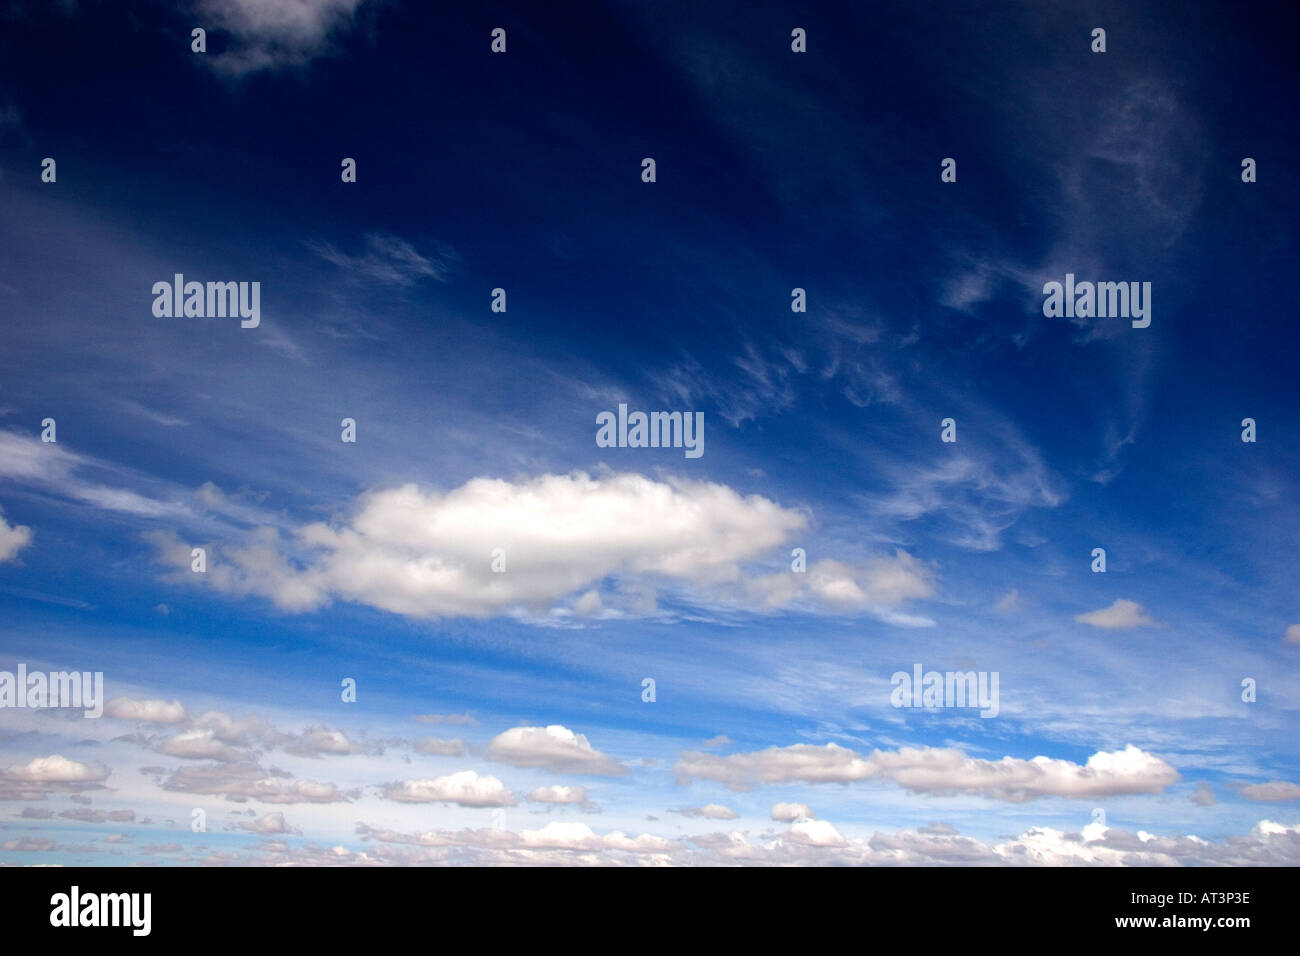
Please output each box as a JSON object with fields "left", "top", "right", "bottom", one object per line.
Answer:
{"left": 383, "top": 771, "right": 516, "bottom": 807}
{"left": 151, "top": 472, "right": 807, "bottom": 619}
{"left": 675, "top": 742, "right": 1179, "bottom": 800}
{"left": 0, "top": 754, "right": 110, "bottom": 800}
{"left": 527, "top": 785, "right": 588, "bottom": 804}
{"left": 771, "top": 802, "right": 814, "bottom": 821}
{"left": 0, "top": 507, "right": 31, "bottom": 562}
{"left": 158, "top": 729, "right": 251, "bottom": 763}
{"left": 338, "top": 818, "right": 1300, "bottom": 867}
{"left": 104, "top": 697, "right": 188, "bottom": 723}
{"left": 237, "top": 812, "right": 296, "bottom": 835}
{"left": 487, "top": 725, "right": 625, "bottom": 776}
{"left": 787, "top": 819, "right": 845, "bottom": 846}
{"left": 1075, "top": 599, "right": 1160, "bottom": 630}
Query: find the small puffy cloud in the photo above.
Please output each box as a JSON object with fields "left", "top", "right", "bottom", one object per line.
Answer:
{"left": 1237, "top": 781, "right": 1300, "bottom": 802}
{"left": 0, "top": 754, "right": 111, "bottom": 800}
{"left": 519, "top": 822, "right": 603, "bottom": 850}
{"left": 158, "top": 729, "right": 251, "bottom": 763}
{"left": 487, "top": 725, "right": 625, "bottom": 776}
{"left": 413, "top": 737, "right": 466, "bottom": 757}
{"left": 1075, "top": 599, "right": 1159, "bottom": 630}
{"left": 0, "top": 507, "right": 32, "bottom": 562}
{"left": 676, "top": 803, "right": 738, "bottom": 820}
{"left": 1284, "top": 624, "right": 1300, "bottom": 645}
{"left": 527, "top": 785, "right": 588, "bottom": 804}
{"left": 771, "top": 802, "right": 814, "bottom": 822}
{"left": 237, "top": 812, "right": 296, "bottom": 835}
{"left": 105, "top": 697, "right": 188, "bottom": 723}
{"left": 1191, "top": 782, "right": 1216, "bottom": 806}
{"left": 675, "top": 742, "right": 1179, "bottom": 801}
{"left": 787, "top": 819, "right": 846, "bottom": 847}
{"left": 281, "top": 726, "right": 380, "bottom": 757}
{"left": 383, "top": 771, "right": 516, "bottom": 808}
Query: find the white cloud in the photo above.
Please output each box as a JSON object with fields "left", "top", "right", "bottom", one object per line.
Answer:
{"left": 237, "top": 812, "right": 296, "bottom": 835}
{"left": 152, "top": 471, "right": 809, "bottom": 620}
{"left": 197, "top": 0, "right": 368, "bottom": 76}
{"left": 487, "top": 725, "right": 625, "bottom": 776}
{"left": 0, "top": 507, "right": 31, "bottom": 562}
{"left": 1075, "top": 599, "right": 1160, "bottom": 630}
{"left": 0, "top": 754, "right": 110, "bottom": 800}
{"left": 159, "top": 762, "right": 353, "bottom": 804}
{"left": 383, "top": 771, "right": 516, "bottom": 808}
{"left": 158, "top": 728, "right": 251, "bottom": 763}
{"left": 787, "top": 819, "right": 845, "bottom": 846}
{"left": 675, "top": 742, "right": 1179, "bottom": 800}
{"left": 771, "top": 802, "right": 814, "bottom": 822}
{"left": 527, "top": 785, "right": 588, "bottom": 804}
{"left": 1238, "top": 781, "right": 1300, "bottom": 803}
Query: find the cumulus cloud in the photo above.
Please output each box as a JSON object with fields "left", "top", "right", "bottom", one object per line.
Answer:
{"left": 1284, "top": 624, "right": 1300, "bottom": 645}
{"left": 487, "top": 725, "right": 625, "bottom": 776}
{"left": 104, "top": 697, "right": 188, "bottom": 723}
{"left": 674, "top": 742, "right": 1179, "bottom": 801}
{"left": 0, "top": 754, "right": 111, "bottom": 800}
{"left": 236, "top": 812, "right": 297, "bottom": 835}
{"left": 527, "top": 785, "right": 589, "bottom": 804}
{"left": 0, "top": 507, "right": 32, "bottom": 562}
{"left": 158, "top": 728, "right": 253, "bottom": 763}
{"left": 1074, "top": 599, "right": 1160, "bottom": 630}
{"left": 335, "top": 818, "right": 1300, "bottom": 867}
{"left": 150, "top": 472, "right": 808, "bottom": 620}
{"left": 787, "top": 819, "right": 846, "bottom": 847}
{"left": 771, "top": 802, "right": 814, "bottom": 822}
{"left": 383, "top": 771, "right": 516, "bottom": 807}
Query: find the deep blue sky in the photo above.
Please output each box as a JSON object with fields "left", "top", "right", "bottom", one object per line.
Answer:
{"left": 0, "top": 0, "right": 1297, "bottom": 865}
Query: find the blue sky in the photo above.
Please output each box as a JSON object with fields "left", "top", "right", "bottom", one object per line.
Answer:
{"left": 0, "top": 0, "right": 1297, "bottom": 865}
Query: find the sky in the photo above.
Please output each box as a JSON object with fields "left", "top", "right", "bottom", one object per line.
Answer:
{"left": 0, "top": 0, "right": 1297, "bottom": 866}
